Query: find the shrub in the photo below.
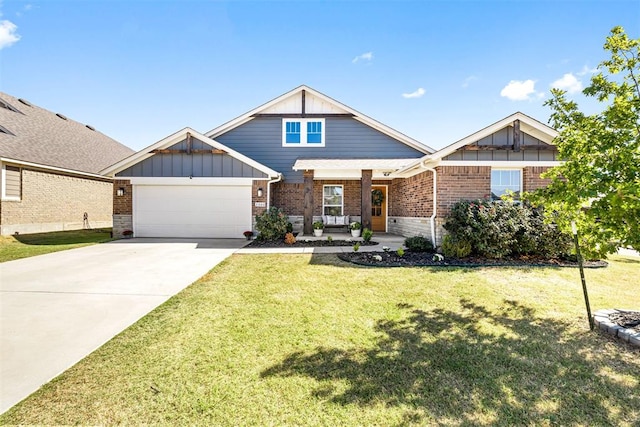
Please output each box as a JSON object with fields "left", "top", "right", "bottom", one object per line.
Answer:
{"left": 404, "top": 236, "right": 434, "bottom": 253}
{"left": 443, "top": 199, "right": 572, "bottom": 259}
{"left": 353, "top": 242, "right": 360, "bottom": 252}
{"left": 313, "top": 221, "right": 324, "bottom": 230}
{"left": 284, "top": 232, "right": 296, "bottom": 245}
{"left": 349, "top": 221, "right": 362, "bottom": 230}
{"left": 255, "top": 207, "right": 289, "bottom": 241}
{"left": 441, "top": 234, "right": 472, "bottom": 258}
{"left": 396, "top": 248, "right": 405, "bottom": 257}
{"left": 286, "top": 222, "right": 294, "bottom": 233}
{"left": 362, "top": 228, "right": 373, "bottom": 243}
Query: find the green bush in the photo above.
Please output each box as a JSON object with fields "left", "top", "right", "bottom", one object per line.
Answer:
{"left": 443, "top": 199, "right": 572, "bottom": 259}
{"left": 362, "top": 228, "right": 373, "bottom": 243}
{"left": 441, "top": 235, "right": 472, "bottom": 258}
{"left": 255, "top": 207, "right": 289, "bottom": 241}
{"left": 404, "top": 236, "right": 434, "bottom": 253}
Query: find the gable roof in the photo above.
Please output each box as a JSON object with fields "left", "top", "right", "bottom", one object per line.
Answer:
{"left": 101, "top": 127, "right": 280, "bottom": 178}
{"left": 0, "top": 92, "right": 134, "bottom": 174}
{"left": 396, "top": 112, "right": 559, "bottom": 175}
{"left": 204, "top": 85, "right": 434, "bottom": 154}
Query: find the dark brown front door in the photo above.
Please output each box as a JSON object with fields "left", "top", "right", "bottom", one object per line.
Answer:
{"left": 371, "top": 186, "right": 387, "bottom": 232}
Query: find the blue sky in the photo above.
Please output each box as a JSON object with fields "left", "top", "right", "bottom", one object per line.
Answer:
{"left": 1, "top": 0, "right": 638, "bottom": 151}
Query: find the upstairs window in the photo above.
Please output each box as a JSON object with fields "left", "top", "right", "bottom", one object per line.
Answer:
{"left": 491, "top": 169, "right": 521, "bottom": 200}
{"left": 285, "top": 121, "right": 301, "bottom": 143}
{"left": 282, "top": 119, "right": 325, "bottom": 147}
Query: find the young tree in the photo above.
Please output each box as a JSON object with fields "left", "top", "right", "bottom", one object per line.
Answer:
{"left": 531, "top": 26, "right": 639, "bottom": 258}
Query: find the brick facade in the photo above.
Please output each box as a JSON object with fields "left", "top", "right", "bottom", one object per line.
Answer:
{"left": 113, "top": 179, "right": 133, "bottom": 215}
{"left": 436, "top": 166, "right": 491, "bottom": 217}
{"left": 389, "top": 170, "right": 434, "bottom": 217}
{"left": 0, "top": 168, "right": 113, "bottom": 235}
{"left": 523, "top": 166, "right": 553, "bottom": 192}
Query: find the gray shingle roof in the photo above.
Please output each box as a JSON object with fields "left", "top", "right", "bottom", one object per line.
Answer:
{"left": 0, "top": 92, "right": 134, "bottom": 174}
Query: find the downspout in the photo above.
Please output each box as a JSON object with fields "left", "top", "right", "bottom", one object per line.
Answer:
{"left": 419, "top": 160, "right": 437, "bottom": 249}
{"left": 266, "top": 173, "right": 283, "bottom": 210}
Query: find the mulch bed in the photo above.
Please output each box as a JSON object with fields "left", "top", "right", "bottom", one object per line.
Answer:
{"left": 609, "top": 310, "right": 640, "bottom": 334}
{"left": 337, "top": 251, "right": 608, "bottom": 269}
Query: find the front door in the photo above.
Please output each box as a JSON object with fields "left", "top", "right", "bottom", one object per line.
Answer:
{"left": 371, "top": 186, "right": 387, "bottom": 232}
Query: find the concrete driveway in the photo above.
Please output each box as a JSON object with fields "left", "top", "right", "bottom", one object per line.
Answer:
{"left": 0, "top": 238, "right": 245, "bottom": 414}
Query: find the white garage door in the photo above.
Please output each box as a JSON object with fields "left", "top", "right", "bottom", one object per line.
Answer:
{"left": 134, "top": 185, "right": 251, "bottom": 238}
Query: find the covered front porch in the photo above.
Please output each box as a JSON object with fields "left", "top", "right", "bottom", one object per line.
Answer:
{"left": 292, "top": 159, "right": 413, "bottom": 235}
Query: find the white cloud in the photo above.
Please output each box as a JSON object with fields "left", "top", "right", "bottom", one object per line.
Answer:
{"left": 402, "top": 87, "right": 425, "bottom": 99}
{"left": 352, "top": 51, "right": 373, "bottom": 64}
{"left": 0, "top": 20, "right": 20, "bottom": 49}
{"left": 500, "top": 79, "right": 540, "bottom": 101}
{"left": 577, "top": 64, "right": 598, "bottom": 76}
{"left": 462, "top": 75, "right": 478, "bottom": 88}
{"left": 551, "top": 73, "right": 583, "bottom": 94}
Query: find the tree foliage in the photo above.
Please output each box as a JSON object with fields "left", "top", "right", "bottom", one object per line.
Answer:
{"left": 529, "top": 26, "right": 640, "bottom": 257}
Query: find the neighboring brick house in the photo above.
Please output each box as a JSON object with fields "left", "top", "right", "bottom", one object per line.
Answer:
{"left": 0, "top": 92, "right": 134, "bottom": 235}
{"left": 102, "top": 85, "right": 560, "bottom": 245}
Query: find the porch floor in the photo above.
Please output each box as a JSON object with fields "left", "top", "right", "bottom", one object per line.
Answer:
{"left": 237, "top": 233, "right": 406, "bottom": 254}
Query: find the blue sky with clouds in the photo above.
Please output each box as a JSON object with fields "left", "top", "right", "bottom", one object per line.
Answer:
{"left": 1, "top": 0, "right": 638, "bottom": 151}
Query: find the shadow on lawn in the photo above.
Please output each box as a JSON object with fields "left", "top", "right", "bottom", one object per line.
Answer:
{"left": 11, "top": 229, "right": 112, "bottom": 246}
{"left": 261, "top": 299, "right": 639, "bottom": 425}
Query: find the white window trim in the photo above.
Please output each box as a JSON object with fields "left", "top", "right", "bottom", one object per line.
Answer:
{"left": 323, "top": 184, "right": 343, "bottom": 216}
{"left": 1, "top": 163, "right": 21, "bottom": 201}
{"left": 490, "top": 168, "right": 522, "bottom": 201}
{"left": 282, "top": 118, "right": 326, "bottom": 147}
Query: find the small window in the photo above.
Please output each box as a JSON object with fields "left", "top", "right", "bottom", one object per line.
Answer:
{"left": 2, "top": 165, "right": 22, "bottom": 200}
{"left": 283, "top": 119, "right": 325, "bottom": 146}
{"left": 491, "top": 169, "right": 521, "bottom": 200}
{"left": 323, "top": 185, "right": 343, "bottom": 216}
{"left": 285, "top": 121, "right": 301, "bottom": 143}
{"left": 307, "top": 121, "right": 322, "bottom": 143}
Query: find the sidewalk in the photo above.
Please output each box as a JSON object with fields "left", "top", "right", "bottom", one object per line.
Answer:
{"left": 236, "top": 232, "right": 406, "bottom": 254}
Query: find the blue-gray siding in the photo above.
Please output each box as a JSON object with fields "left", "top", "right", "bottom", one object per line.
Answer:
{"left": 116, "top": 137, "right": 268, "bottom": 178}
{"left": 215, "top": 117, "right": 426, "bottom": 183}
{"left": 443, "top": 128, "right": 559, "bottom": 161}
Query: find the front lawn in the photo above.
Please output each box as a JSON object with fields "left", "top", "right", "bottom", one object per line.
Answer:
{"left": 0, "top": 228, "right": 113, "bottom": 263}
{"left": 1, "top": 254, "right": 639, "bottom": 425}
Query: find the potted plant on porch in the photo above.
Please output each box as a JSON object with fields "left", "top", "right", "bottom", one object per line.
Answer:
{"left": 313, "top": 221, "right": 324, "bottom": 237}
{"left": 349, "top": 221, "right": 362, "bottom": 238}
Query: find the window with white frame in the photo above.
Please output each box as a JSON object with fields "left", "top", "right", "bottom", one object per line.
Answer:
{"left": 323, "top": 185, "right": 343, "bottom": 215}
{"left": 1, "top": 164, "right": 22, "bottom": 200}
{"left": 491, "top": 169, "right": 521, "bottom": 200}
{"left": 282, "top": 119, "right": 325, "bottom": 146}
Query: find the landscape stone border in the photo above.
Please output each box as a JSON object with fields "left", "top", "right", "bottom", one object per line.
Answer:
{"left": 593, "top": 309, "right": 640, "bottom": 348}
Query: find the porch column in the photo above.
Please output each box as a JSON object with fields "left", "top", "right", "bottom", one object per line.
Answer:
{"left": 361, "top": 169, "right": 372, "bottom": 230}
{"left": 303, "top": 170, "right": 314, "bottom": 235}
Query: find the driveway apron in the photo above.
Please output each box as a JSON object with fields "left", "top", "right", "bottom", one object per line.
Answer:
{"left": 0, "top": 238, "right": 245, "bottom": 414}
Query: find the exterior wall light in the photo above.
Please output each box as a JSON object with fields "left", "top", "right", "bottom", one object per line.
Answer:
{"left": 116, "top": 187, "right": 125, "bottom": 196}
{"left": 257, "top": 187, "right": 264, "bottom": 197}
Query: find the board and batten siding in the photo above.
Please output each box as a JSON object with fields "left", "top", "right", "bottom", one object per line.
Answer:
{"left": 215, "top": 117, "right": 426, "bottom": 183}
{"left": 443, "top": 128, "right": 559, "bottom": 162}
{"left": 116, "top": 137, "right": 268, "bottom": 178}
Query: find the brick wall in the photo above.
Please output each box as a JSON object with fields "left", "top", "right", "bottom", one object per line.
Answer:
{"left": 523, "top": 166, "right": 553, "bottom": 192}
{"left": 252, "top": 180, "right": 268, "bottom": 218}
{"left": 113, "top": 180, "right": 132, "bottom": 215}
{"left": 272, "top": 180, "right": 368, "bottom": 217}
{"left": 271, "top": 182, "right": 305, "bottom": 215}
{"left": 389, "top": 171, "right": 434, "bottom": 217}
{"left": 1, "top": 168, "right": 113, "bottom": 235}
{"left": 436, "top": 166, "right": 491, "bottom": 217}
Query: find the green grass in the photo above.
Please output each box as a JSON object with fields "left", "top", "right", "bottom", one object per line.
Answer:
{"left": 2, "top": 254, "right": 639, "bottom": 425}
{"left": 0, "top": 228, "right": 113, "bottom": 262}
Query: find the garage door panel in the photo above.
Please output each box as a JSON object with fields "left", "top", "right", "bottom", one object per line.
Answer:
{"left": 134, "top": 185, "right": 251, "bottom": 238}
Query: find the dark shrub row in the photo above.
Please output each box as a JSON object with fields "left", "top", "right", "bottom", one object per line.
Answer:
{"left": 442, "top": 200, "right": 572, "bottom": 259}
